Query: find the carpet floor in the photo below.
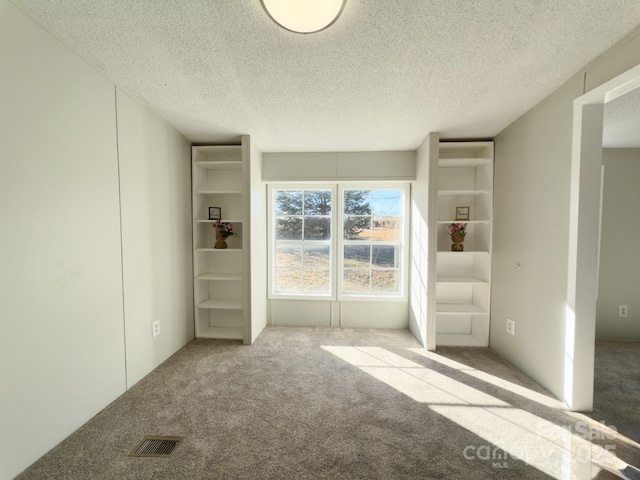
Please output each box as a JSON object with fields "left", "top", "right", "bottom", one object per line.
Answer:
{"left": 16, "top": 327, "right": 640, "bottom": 479}
{"left": 588, "top": 341, "right": 640, "bottom": 444}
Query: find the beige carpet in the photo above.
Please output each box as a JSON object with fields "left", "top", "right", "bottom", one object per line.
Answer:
{"left": 16, "top": 327, "right": 640, "bottom": 479}
{"left": 589, "top": 341, "right": 640, "bottom": 444}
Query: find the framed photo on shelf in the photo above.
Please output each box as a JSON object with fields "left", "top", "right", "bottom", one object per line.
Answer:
{"left": 209, "top": 207, "right": 222, "bottom": 221}
{"left": 455, "top": 206, "right": 470, "bottom": 221}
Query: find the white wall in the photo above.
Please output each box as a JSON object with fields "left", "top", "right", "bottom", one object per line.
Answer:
{"left": 264, "top": 151, "right": 415, "bottom": 330}
{"left": 263, "top": 151, "right": 415, "bottom": 181}
{"left": 596, "top": 148, "right": 640, "bottom": 339}
{"left": 0, "top": 2, "right": 193, "bottom": 478}
{"left": 409, "top": 134, "right": 438, "bottom": 348}
{"left": 0, "top": 2, "right": 125, "bottom": 477}
{"left": 116, "top": 90, "right": 193, "bottom": 386}
{"left": 491, "top": 27, "right": 640, "bottom": 404}
{"left": 491, "top": 77, "right": 582, "bottom": 400}
{"left": 248, "top": 137, "right": 268, "bottom": 343}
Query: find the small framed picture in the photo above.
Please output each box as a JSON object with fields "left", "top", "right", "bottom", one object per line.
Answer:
{"left": 455, "top": 206, "right": 470, "bottom": 221}
{"left": 209, "top": 207, "right": 222, "bottom": 220}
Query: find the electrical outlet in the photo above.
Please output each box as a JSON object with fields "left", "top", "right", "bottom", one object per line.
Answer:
{"left": 507, "top": 318, "right": 515, "bottom": 336}
{"left": 619, "top": 305, "right": 629, "bottom": 318}
{"left": 152, "top": 320, "right": 160, "bottom": 338}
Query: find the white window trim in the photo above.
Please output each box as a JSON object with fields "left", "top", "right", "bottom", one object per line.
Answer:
{"left": 337, "top": 182, "right": 410, "bottom": 302}
{"left": 267, "top": 182, "right": 410, "bottom": 302}
{"left": 267, "top": 184, "right": 337, "bottom": 301}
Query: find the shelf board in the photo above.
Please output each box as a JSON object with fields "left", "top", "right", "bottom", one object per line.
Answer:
{"left": 436, "top": 276, "right": 488, "bottom": 284}
{"left": 195, "top": 190, "right": 243, "bottom": 195}
{"left": 437, "top": 250, "right": 489, "bottom": 254}
{"left": 195, "top": 219, "right": 243, "bottom": 224}
{"left": 196, "top": 273, "right": 243, "bottom": 281}
{"left": 438, "top": 190, "right": 490, "bottom": 196}
{"left": 194, "top": 160, "right": 242, "bottom": 170}
{"left": 436, "top": 303, "right": 487, "bottom": 314}
{"left": 437, "top": 220, "right": 490, "bottom": 224}
{"left": 438, "top": 157, "right": 491, "bottom": 168}
{"left": 196, "top": 326, "right": 243, "bottom": 340}
{"left": 197, "top": 299, "right": 243, "bottom": 310}
{"left": 195, "top": 247, "right": 242, "bottom": 252}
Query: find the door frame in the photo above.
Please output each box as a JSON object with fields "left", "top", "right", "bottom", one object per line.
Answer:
{"left": 566, "top": 63, "right": 640, "bottom": 411}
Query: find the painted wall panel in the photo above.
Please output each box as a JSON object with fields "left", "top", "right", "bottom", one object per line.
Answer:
{"left": 492, "top": 77, "right": 582, "bottom": 402}
{"left": 584, "top": 28, "right": 640, "bottom": 93}
{"left": 249, "top": 138, "right": 268, "bottom": 343}
{"left": 337, "top": 151, "right": 416, "bottom": 180}
{"left": 116, "top": 90, "right": 194, "bottom": 388}
{"left": 270, "top": 300, "right": 332, "bottom": 327}
{"left": 262, "top": 152, "right": 339, "bottom": 180}
{"left": 263, "top": 151, "right": 416, "bottom": 181}
{"left": 409, "top": 134, "right": 438, "bottom": 348}
{"left": 491, "top": 28, "right": 640, "bottom": 405}
{"left": 269, "top": 299, "right": 408, "bottom": 329}
{"left": 264, "top": 153, "right": 415, "bottom": 329}
{"left": 340, "top": 302, "right": 408, "bottom": 329}
{"left": 0, "top": 2, "right": 125, "bottom": 478}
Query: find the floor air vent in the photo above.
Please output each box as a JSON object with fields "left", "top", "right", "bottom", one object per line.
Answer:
{"left": 129, "top": 436, "right": 183, "bottom": 457}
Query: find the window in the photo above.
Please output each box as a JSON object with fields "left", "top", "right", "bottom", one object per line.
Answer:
{"left": 341, "top": 188, "right": 403, "bottom": 296}
{"left": 269, "top": 184, "right": 408, "bottom": 300}
{"left": 271, "top": 187, "right": 334, "bottom": 296}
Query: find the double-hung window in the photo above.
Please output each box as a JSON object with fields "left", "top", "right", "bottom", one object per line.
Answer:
{"left": 340, "top": 187, "right": 404, "bottom": 297}
{"left": 269, "top": 184, "right": 408, "bottom": 300}
{"left": 271, "top": 187, "right": 335, "bottom": 298}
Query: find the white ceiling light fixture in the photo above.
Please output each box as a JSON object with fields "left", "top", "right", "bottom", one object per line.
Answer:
{"left": 260, "top": 0, "right": 346, "bottom": 34}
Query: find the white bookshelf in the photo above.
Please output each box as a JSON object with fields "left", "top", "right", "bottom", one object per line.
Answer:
{"left": 192, "top": 144, "right": 248, "bottom": 341}
{"left": 435, "top": 141, "right": 494, "bottom": 346}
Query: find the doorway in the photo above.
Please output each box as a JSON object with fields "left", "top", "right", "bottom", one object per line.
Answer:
{"left": 568, "top": 63, "right": 640, "bottom": 411}
{"left": 590, "top": 86, "right": 640, "bottom": 442}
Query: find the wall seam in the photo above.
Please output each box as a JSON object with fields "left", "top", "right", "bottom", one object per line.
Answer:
{"left": 114, "top": 86, "right": 129, "bottom": 390}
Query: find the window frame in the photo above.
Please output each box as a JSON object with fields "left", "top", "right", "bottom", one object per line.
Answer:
{"left": 338, "top": 183, "right": 410, "bottom": 301}
{"left": 268, "top": 184, "right": 337, "bottom": 301}
{"left": 267, "top": 182, "right": 409, "bottom": 302}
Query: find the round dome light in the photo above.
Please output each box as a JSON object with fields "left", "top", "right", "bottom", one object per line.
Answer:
{"left": 260, "top": 0, "right": 346, "bottom": 34}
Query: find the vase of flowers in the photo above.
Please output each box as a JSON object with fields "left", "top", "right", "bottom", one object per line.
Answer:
{"left": 213, "top": 220, "right": 238, "bottom": 249}
{"left": 447, "top": 223, "right": 467, "bottom": 251}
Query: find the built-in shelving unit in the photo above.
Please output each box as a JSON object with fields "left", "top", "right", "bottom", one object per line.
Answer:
{"left": 435, "top": 141, "right": 494, "bottom": 346}
{"left": 192, "top": 144, "right": 249, "bottom": 341}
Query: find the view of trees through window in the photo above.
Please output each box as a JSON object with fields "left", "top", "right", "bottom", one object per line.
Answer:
{"left": 274, "top": 189, "right": 332, "bottom": 294}
{"left": 343, "top": 189, "right": 402, "bottom": 294}
{"left": 272, "top": 187, "right": 404, "bottom": 297}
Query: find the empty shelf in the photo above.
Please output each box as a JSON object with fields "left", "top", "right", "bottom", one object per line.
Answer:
{"left": 436, "top": 304, "right": 486, "bottom": 314}
{"left": 198, "top": 299, "right": 243, "bottom": 310}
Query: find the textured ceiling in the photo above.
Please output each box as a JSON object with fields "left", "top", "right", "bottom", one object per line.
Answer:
{"left": 14, "top": 0, "right": 640, "bottom": 151}
{"left": 603, "top": 87, "right": 640, "bottom": 148}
